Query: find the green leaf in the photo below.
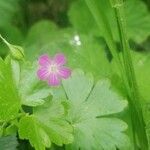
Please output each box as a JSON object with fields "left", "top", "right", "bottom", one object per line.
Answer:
{"left": 63, "top": 70, "right": 130, "bottom": 150}
{"left": 18, "top": 115, "right": 51, "bottom": 150}
{"left": 0, "top": 58, "right": 20, "bottom": 122}
{"left": 19, "top": 100, "right": 74, "bottom": 150}
{"left": 69, "top": 35, "right": 111, "bottom": 79}
{"left": 19, "top": 62, "right": 51, "bottom": 107}
{"left": 24, "top": 20, "right": 74, "bottom": 60}
{"left": 26, "top": 20, "right": 58, "bottom": 45}
{"left": 33, "top": 100, "right": 74, "bottom": 146}
{"left": 69, "top": 0, "right": 150, "bottom": 43}
{"left": 124, "top": 0, "right": 150, "bottom": 43}
{"left": 62, "top": 69, "right": 94, "bottom": 103}
{"left": 68, "top": 0, "right": 98, "bottom": 35}
{"left": 132, "top": 51, "right": 150, "bottom": 102}
{"left": 0, "top": 135, "right": 18, "bottom": 150}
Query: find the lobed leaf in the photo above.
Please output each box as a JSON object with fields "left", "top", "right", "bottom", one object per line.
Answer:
{"left": 19, "top": 100, "right": 74, "bottom": 150}
{"left": 33, "top": 100, "right": 74, "bottom": 146}
{"left": 18, "top": 115, "right": 51, "bottom": 150}
{"left": 63, "top": 70, "right": 130, "bottom": 150}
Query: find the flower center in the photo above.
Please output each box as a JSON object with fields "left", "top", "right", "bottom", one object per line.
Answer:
{"left": 48, "top": 64, "right": 58, "bottom": 73}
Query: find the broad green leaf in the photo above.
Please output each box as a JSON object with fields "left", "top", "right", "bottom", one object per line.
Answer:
{"left": 62, "top": 69, "right": 94, "bottom": 103}
{"left": 131, "top": 51, "right": 150, "bottom": 102}
{"left": 19, "top": 62, "right": 51, "bottom": 106}
{"left": 69, "top": 0, "right": 150, "bottom": 43}
{"left": 0, "top": 58, "right": 20, "bottom": 122}
{"left": 0, "top": 135, "right": 18, "bottom": 150}
{"left": 67, "top": 0, "right": 107, "bottom": 35}
{"left": 24, "top": 20, "right": 74, "bottom": 60}
{"left": 125, "top": 0, "right": 150, "bottom": 43}
{"left": 63, "top": 70, "right": 130, "bottom": 150}
{"left": 69, "top": 35, "right": 111, "bottom": 79}
{"left": 18, "top": 115, "right": 51, "bottom": 150}
{"left": 33, "top": 100, "right": 74, "bottom": 146}
{"left": 68, "top": 0, "right": 98, "bottom": 35}
{"left": 25, "top": 20, "right": 58, "bottom": 46}
{"left": 19, "top": 100, "right": 73, "bottom": 150}
{"left": 87, "top": 79, "right": 128, "bottom": 116}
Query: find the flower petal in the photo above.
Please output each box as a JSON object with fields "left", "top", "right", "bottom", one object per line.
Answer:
{"left": 39, "top": 54, "right": 51, "bottom": 66}
{"left": 54, "top": 53, "right": 66, "bottom": 66}
{"left": 59, "top": 67, "right": 71, "bottom": 79}
{"left": 37, "top": 68, "right": 49, "bottom": 80}
{"left": 48, "top": 73, "right": 60, "bottom": 86}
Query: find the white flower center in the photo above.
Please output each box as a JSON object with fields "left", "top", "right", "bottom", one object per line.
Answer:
{"left": 48, "top": 64, "right": 58, "bottom": 73}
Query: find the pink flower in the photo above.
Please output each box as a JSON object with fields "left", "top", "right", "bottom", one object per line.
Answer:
{"left": 37, "top": 53, "right": 71, "bottom": 86}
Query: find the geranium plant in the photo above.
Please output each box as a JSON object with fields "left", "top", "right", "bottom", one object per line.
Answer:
{"left": 0, "top": 0, "right": 150, "bottom": 150}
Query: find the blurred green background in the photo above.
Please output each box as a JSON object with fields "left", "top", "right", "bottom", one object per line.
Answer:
{"left": 0, "top": 0, "right": 72, "bottom": 57}
{"left": 0, "top": 0, "right": 150, "bottom": 58}
{"left": 0, "top": 0, "right": 150, "bottom": 149}
{"left": 0, "top": 0, "right": 150, "bottom": 81}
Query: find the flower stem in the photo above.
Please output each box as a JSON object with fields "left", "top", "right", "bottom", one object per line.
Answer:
{"left": 84, "top": 0, "right": 130, "bottom": 98}
{"left": 84, "top": 0, "right": 124, "bottom": 74}
{"left": 112, "top": 1, "right": 148, "bottom": 149}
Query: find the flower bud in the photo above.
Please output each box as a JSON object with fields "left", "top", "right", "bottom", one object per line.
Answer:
{"left": 0, "top": 34, "right": 24, "bottom": 60}
{"left": 8, "top": 44, "right": 24, "bottom": 60}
